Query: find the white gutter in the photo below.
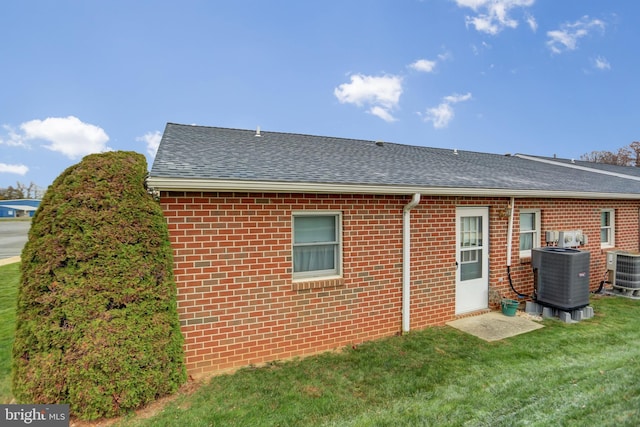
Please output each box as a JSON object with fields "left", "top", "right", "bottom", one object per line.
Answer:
{"left": 146, "top": 177, "right": 640, "bottom": 200}
{"left": 402, "top": 193, "right": 421, "bottom": 333}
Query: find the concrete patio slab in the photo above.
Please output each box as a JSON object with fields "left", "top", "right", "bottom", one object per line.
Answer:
{"left": 447, "top": 311, "right": 544, "bottom": 342}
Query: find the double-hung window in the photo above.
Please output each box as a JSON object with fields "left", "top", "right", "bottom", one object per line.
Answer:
{"left": 601, "top": 209, "right": 615, "bottom": 248}
{"left": 519, "top": 209, "right": 540, "bottom": 258}
{"left": 292, "top": 212, "right": 341, "bottom": 280}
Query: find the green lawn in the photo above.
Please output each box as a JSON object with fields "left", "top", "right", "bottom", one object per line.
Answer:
{"left": 0, "top": 262, "right": 19, "bottom": 403}
{"left": 2, "top": 261, "right": 639, "bottom": 425}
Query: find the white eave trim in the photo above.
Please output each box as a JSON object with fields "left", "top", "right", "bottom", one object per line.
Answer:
{"left": 146, "top": 176, "right": 640, "bottom": 200}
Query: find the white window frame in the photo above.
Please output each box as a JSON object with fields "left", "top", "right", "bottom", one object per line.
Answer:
{"left": 292, "top": 211, "right": 342, "bottom": 281}
{"left": 601, "top": 209, "right": 615, "bottom": 248}
{"left": 519, "top": 209, "right": 541, "bottom": 258}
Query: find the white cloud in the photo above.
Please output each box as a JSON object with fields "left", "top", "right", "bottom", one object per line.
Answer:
{"left": 0, "top": 163, "right": 29, "bottom": 175}
{"left": 368, "top": 106, "right": 397, "bottom": 122}
{"left": 454, "top": 0, "right": 487, "bottom": 8}
{"left": 409, "top": 51, "right": 451, "bottom": 73}
{"left": 525, "top": 13, "right": 538, "bottom": 31}
{"left": 546, "top": 16, "right": 606, "bottom": 54}
{"left": 19, "top": 116, "right": 110, "bottom": 159}
{"left": 471, "top": 41, "right": 492, "bottom": 56}
{"left": 593, "top": 56, "right": 611, "bottom": 70}
{"left": 0, "top": 125, "right": 29, "bottom": 147}
{"left": 444, "top": 93, "right": 473, "bottom": 103}
{"left": 136, "top": 130, "right": 162, "bottom": 158}
{"left": 438, "top": 52, "right": 452, "bottom": 62}
{"left": 424, "top": 103, "right": 454, "bottom": 129}
{"left": 422, "top": 92, "right": 472, "bottom": 129}
{"left": 454, "top": 0, "right": 535, "bottom": 35}
{"left": 409, "top": 59, "right": 437, "bottom": 73}
{"left": 334, "top": 74, "right": 403, "bottom": 122}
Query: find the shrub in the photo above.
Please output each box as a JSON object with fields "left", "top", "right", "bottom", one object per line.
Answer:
{"left": 12, "top": 151, "right": 186, "bottom": 420}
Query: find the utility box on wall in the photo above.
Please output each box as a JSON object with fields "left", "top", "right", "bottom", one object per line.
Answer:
{"left": 532, "top": 247, "right": 590, "bottom": 310}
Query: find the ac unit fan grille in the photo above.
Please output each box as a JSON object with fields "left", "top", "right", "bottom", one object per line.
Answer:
{"left": 614, "top": 253, "right": 640, "bottom": 290}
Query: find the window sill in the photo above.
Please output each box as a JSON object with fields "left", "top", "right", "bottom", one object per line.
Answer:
{"left": 291, "top": 277, "right": 345, "bottom": 291}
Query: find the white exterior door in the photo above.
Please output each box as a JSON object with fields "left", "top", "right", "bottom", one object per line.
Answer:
{"left": 455, "top": 207, "right": 489, "bottom": 314}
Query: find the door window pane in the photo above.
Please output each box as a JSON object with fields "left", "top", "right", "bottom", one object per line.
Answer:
{"left": 460, "top": 216, "right": 483, "bottom": 281}
{"left": 460, "top": 217, "right": 482, "bottom": 247}
{"left": 461, "top": 249, "right": 482, "bottom": 281}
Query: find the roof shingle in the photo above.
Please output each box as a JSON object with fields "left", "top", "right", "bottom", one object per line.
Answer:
{"left": 149, "top": 123, "right": 640, "bottom": 196}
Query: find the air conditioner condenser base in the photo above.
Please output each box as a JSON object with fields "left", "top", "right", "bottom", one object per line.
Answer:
{"left": 606, "top": 288, "right": 640, "bottom": 299}
{"left": 525, "top": 301, "right": 594, "bottom": 323}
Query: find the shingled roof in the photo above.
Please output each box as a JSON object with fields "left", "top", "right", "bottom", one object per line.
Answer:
{"left": 148, "top": 123, "right": 640, "bottom": 199}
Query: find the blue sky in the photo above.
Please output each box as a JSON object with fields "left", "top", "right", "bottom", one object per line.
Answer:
{"left": 1, "top": 0, "right": 638, "bottom": 189}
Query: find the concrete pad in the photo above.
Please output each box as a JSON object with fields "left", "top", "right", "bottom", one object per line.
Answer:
{"left": 447, "top": 311, "right": 544, "bottom": 342}
{"left": 0, "top": 256, "right": 20, "bottom": 266}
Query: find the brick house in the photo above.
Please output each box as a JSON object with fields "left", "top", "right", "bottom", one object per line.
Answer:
{"left": 147, "top": 123, "right": 640, "bottom": 377}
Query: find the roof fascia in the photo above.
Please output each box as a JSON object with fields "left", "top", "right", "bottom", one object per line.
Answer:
{"left": 146, "top": 177, "right": 640, "bottom": 200}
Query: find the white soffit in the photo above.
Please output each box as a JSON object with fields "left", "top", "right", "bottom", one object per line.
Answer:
{"left": 146, "top": 177, "right": 640, "bottom": 200}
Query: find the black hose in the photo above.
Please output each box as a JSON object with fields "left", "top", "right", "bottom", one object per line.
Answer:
{"left": 507, "top": 265, "right": 530, "bottom": 298}
{"left": 594, "top": 281, "right": 608, "bottom": 294}
{"left": 594, "top": 269, "right": 610, "bottom": 294}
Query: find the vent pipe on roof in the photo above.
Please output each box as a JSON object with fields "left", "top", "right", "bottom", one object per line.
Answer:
{"left": 255, "top": 126, "right": 262, "bottom": 137}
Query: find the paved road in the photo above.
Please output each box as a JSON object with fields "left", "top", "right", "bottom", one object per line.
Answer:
{"left": 0, "top": 220, "right": 31, "bottom": 259}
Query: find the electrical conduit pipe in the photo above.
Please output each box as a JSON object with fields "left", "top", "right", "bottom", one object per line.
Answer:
{"left": 506, "top": 196, "right": 515, "bottom": 268}
{"left": 402, "top": 193, "right": 421, "bottom": 333}
{"left": 506, "top": 196, "right": 529, "bottom": 298}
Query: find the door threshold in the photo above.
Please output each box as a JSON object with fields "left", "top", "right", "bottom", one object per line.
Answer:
{"left": 454, "top": 308, "right": 491, "bottom": 320}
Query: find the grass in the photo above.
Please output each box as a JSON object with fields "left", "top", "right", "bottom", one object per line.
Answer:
{"left": 0, "top": 262, "right": 19, "bottom": 403}
{"left": 1, "top": 261, "right": 639, "bottom": 425}
{"left": 120, "top": 295, "right": 639, "bottom": 427}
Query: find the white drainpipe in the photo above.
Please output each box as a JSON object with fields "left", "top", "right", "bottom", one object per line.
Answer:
{"left": 402, "top": 193, "right": 421, "bottom": 333}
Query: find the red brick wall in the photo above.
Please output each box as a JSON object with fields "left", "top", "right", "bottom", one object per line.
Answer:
{"left": 160, "top": 192, "right": 639, "bottom": 377}
{"left": 499, "top": 199, "right": 639, "bottom": 301}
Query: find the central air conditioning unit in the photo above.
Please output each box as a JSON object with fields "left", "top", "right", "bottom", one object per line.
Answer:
{"left": 606, "top": 251, "right": 640, "bottom": 296}
{"left": 532, "top": 247, "right": 590, "bottom": 310}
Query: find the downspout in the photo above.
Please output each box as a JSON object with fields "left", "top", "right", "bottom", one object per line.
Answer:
{"left": 402, "top": 193, "right": 421, "bottom": 333}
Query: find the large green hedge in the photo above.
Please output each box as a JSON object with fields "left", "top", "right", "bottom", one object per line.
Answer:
{"left": 12, "top": 151, "right": 186, "bottom": 420}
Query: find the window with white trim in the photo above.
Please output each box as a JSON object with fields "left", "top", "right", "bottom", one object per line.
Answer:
{"left": 519, "top": 209, "right": 541, "bottom": 257}
{"left": 292, "top": 212, "right": 341, "bottom": 280}
{"left": 601, "top": 209, "right": 615, "bottom": 248}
